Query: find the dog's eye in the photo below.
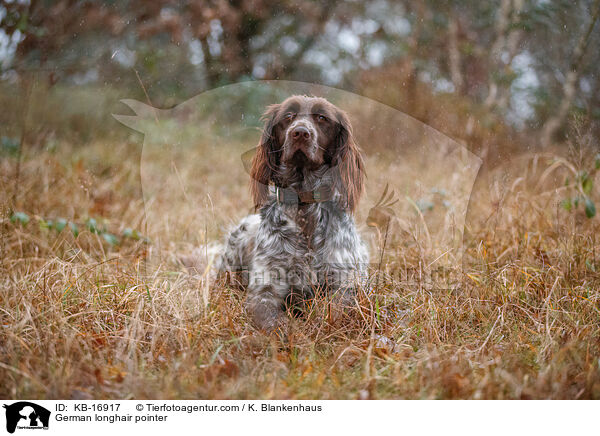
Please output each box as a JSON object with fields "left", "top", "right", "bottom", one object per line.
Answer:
{"left": 316, "top": 114, "right": 327, "bottom": 122}
{"left": 284, "top": 112, "right": 295, "bottom": 120}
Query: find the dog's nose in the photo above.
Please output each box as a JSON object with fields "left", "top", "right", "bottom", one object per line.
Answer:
{"left": 291, "top": 125, "right": 311, "bottom": 140}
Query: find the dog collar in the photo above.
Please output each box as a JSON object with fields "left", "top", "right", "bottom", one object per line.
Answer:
{"left": 271, "top": 185, "right": 334, "bottom": 205}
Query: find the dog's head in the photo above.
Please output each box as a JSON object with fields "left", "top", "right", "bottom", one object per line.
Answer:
{"left": 250, "top": 95, "right": 365, "bottom": 212}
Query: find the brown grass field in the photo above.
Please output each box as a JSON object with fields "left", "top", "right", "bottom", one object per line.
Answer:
{"left": 1, "top": 83, "right": 599, "bottom": 400}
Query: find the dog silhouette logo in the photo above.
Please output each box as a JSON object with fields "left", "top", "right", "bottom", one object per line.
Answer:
{"left": 114, "top": 80, "right": 481, "bottom": 291}
{"left": 2, "top": 402, "right": 50, "bottom": 433}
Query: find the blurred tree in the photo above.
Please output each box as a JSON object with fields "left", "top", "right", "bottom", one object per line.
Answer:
{"left": 0, "top": 0, "right": 598, "bottom": 143}
{"left": 539, "top": 0, "right": 600, "bottom": 146}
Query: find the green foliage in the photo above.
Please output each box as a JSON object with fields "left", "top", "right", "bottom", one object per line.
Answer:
{"left": 560, "top": 198, "right": 572, "bottom": 212}
{"left": 1, "top": 136, "right": 19, "bottom": 156}
{"left": 39, "top": 219, "right": 52, "bottom": 230}
{"left": 54, "top": 218, "right": 67, "bottom": 232}
{"left": 123, "top": 228, "right": 149, "bottom": 242}
{"left": 69, "top": 222, "right": 79, "bottom": 237}
{"left": 561, "top": 162, "right": 598, "bottom": 219}
{"left": 10, "top": 212, "right": 30, "bottom": 225}
{"left": 416, "top": 199, "right": 434, "bottom": 212}
{"left": 122, "top": 228, "right": 137, "bottom": 239}
{"left": 584, "top": 198, "right": 596, "bottom": 219}
{"left": 9, "top": 212, "right": 147, "bottom": 244}
{"left": 84, "top": 217, "right": 150, "bottom": 245}
{"left": 86, "top": 218, "right": 99, "bottom": 234}
{"left": 101, "top": 233, "right": 119, "bottom": 246}
{"left": 579, "top": 171, "right": 593, "bottom": 195}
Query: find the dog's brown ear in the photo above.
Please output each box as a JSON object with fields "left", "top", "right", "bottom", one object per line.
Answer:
{"left": 250, "top": 103, "right": 281, "bottom": 208}
{"left": 332, "top": 109, "right": 365, "bottom": 213}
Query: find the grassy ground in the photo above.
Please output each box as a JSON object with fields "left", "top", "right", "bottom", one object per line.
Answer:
{"left": 1, "top": 89, "right": 600, "bottom": 399}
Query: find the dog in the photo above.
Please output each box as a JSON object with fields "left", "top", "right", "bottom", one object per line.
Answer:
{"left": 215, "top": 95, "right": 369, "bottom": 333}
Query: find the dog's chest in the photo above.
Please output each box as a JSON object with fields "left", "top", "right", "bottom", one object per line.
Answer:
{"left": 257, "top": 202, "right": 341, "bottom": 266}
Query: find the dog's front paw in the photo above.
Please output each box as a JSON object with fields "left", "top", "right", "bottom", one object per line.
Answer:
{"left": 246, "top": 296, "right": 290, "bottom": 341}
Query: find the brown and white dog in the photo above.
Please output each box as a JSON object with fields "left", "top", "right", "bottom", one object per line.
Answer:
{"left": 216, "top": 95, "right": 369, "bottom": 333}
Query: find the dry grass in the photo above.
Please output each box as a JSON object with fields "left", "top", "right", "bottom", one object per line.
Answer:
{"left": 1, "top": 88, "right": 600, "bottom": 400}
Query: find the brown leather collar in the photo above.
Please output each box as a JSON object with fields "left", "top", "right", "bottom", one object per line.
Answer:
{"left": 273, "top": 185, "right": 334, "bottom": 205}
